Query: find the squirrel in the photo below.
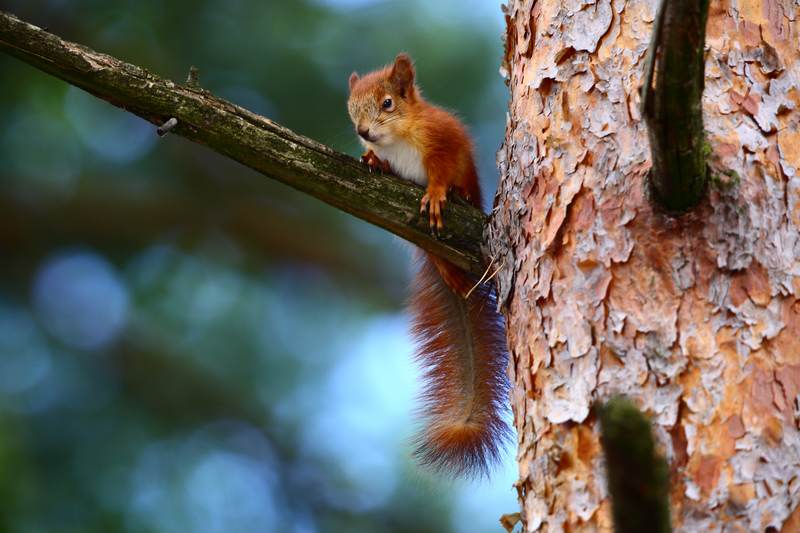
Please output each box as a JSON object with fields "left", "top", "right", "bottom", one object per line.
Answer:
{"left": 347, "top": 53, "right": 511, "bottom": 477}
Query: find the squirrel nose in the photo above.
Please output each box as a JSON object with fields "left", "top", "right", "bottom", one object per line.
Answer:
{"left": 357, "top": 127, "right": 371, "bottom": 141}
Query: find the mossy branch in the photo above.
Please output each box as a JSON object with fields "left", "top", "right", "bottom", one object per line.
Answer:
{"left": 0, "top": 11, "right": 487, "bottom": 275}
{"left": 599, "top": 396, "right": 672, "bottom": 533}
{"left": 641, "top": 0, "right": 710, "bottom": 212}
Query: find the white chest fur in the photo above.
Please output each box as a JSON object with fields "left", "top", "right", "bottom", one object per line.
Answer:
{"left": 372, "top": 140, "right": 428, "bottom": 186}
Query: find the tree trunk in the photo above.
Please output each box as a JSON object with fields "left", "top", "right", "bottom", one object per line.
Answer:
{"left": 489, "top": 0, "right": 800, "bottom": 530}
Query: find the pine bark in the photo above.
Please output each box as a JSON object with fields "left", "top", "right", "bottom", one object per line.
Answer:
{"left": 489, "top": 0, "right": 800, "bottom": 530}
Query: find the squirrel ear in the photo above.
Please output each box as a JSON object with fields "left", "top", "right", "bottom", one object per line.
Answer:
{"left": 348, "top": 72, "right": 359, "bottom": 91}
{"left": 390, "top": 53, "right": 415, "bottom": 97}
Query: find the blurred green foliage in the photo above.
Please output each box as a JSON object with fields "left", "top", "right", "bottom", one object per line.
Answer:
{"left": 0, "top": 1, "right": 514, "bottom": 532}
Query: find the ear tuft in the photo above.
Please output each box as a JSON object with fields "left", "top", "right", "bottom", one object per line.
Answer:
{"left": 390, "top": 53, "right": 415, "bottom": 97}
{"left": 348, "top": 72, "right": 360, "bottom": 91}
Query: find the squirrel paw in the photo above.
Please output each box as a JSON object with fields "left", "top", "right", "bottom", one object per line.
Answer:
{"left": 420, "top": 186, "right": 447, "bottom": 231}
{"left": 361, "top": 150, "right": 391, "bottom": 173}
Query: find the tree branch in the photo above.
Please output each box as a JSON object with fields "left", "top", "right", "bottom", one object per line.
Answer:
{"left": 641, "top": 0, "right": 710, "bottom": 212}
{"left": 0, "top": 11, "right": 487, "bottom": 275}
{"left": 599, "top": 396, "right": 671, "bottom": 533}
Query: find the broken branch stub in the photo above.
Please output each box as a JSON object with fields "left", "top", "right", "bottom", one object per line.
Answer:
{"left": 642, "top": 0, "right": 710, "bottom": 212}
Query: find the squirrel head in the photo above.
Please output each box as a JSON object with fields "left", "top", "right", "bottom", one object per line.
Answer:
{"left": 347, "top": 53, "right": 419, "bottom": 147}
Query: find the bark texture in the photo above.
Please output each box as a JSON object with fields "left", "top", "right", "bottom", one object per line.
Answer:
{"left": 0, "top": 11, "right": 486, "bottom": 275}
{"left": 489, "top": 0, "right": 800, "bottom": 530}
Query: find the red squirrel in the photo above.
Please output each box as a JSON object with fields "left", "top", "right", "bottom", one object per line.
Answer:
{"left": 347, "top": 53, "right": 510, "bottom": 476}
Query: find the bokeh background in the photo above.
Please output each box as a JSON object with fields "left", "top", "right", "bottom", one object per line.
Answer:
{"left": 0, "top": 1, "right": 515, "bottom": 532}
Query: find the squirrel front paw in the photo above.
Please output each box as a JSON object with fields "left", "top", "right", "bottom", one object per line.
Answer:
{"left": 420, "top": 185, "right": 448, "bottom": 231}
{"left": 361, "top": 150, "right": 391, "bottom": 173}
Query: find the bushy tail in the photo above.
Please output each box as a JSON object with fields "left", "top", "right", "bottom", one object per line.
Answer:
{"left": 408, "top": 252, "right": 511, "bottom": 477}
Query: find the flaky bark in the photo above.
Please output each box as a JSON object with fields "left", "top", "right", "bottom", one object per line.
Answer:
{"left": 490, "top": 0, "right": 800, "bottom": 530}
{"left": 0, "top": 11, "right": 486, "bottom": 276}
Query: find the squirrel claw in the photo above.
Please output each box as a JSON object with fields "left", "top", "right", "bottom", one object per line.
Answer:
{"left": 361, "top": 150, "right": 391, "bottom": 173}
{"left": 421, "top": 188, "right": 447, "bottom": 232}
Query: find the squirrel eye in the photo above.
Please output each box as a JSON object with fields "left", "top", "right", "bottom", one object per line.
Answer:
{"left": 382, "top": 98, "right": 393, "bottom": 110}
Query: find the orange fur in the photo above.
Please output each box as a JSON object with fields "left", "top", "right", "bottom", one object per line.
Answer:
{"left": 347, "top": 54, "right": 482, "bottom": 227}
{"left": 409, "top": 253, "right": 511, "bottom": 477}
{"left": 348, "top": 54, "right": 511, "bottom": 476}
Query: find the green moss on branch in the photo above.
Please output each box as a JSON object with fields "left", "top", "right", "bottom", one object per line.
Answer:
{"left": 599, "top": 396, "right": 671, "bottom": 533}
